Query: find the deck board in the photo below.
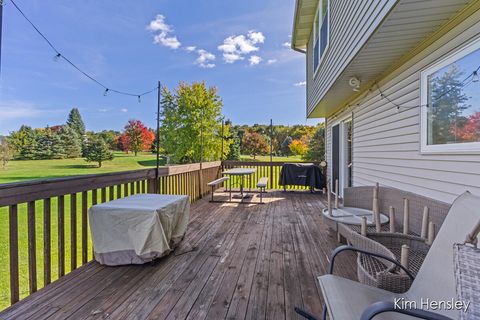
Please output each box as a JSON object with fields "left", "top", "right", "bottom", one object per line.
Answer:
{"left": 0, "top": 191, "right": 356, "bottom": 320}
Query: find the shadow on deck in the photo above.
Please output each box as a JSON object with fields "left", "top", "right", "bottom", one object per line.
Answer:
{"left": 0, "top": 191, "right": 356, "bottom": 320}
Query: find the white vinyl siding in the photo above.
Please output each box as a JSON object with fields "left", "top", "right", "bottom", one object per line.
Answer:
{"left": 325, "top": 9, "right": 480, "bottom": 204}
{"left": 306, "top": 0, "right": 397, "bottom": 115}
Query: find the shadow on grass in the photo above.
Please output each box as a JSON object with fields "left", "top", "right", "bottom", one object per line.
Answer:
{"left": 137, "top": 159, "right": 166, "bottom": 167}
{"left": 57, "top": 164, "right": 99, "bottom": 169}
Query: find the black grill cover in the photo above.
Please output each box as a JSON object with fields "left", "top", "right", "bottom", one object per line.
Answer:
{"left": 279, "top": 163, "right": 325, "bottom": 189}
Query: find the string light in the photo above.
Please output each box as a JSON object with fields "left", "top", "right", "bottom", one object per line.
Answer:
{"left": 137, "top": 95, "right": 141, "bottom": 103}
{"left": 473, "top": 71, "right": 479, "bottom": 83}
{"left": 9, "top": 0, "right": 159, "bottom": 100}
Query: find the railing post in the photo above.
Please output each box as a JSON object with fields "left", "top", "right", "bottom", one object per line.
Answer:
{"left": 198, "top": 163, "right": 204, "bottom": 198}
{"left": 147, "top": 178, "right": 157, "bottom": 194}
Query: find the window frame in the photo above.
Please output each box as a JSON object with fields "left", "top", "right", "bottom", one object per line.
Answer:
{"left": 312, "top": 0, "right": 330, "bottom": 77}
{"left": 420, "top": 37, "right": 480, "bottom": 154}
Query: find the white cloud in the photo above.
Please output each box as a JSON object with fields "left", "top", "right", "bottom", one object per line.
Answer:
{"left": 218, "top": 30, "right": 265, "bottom": 64}
{"left": 120, "top": 108, "right": 128, "bottom": 113}
{"left": 98, "top": 108, "right": 108, "bottom": 112}
{"left": 282, "top": 41, "right": 291, "bottom": 48}
{"left": 267, "top": 59, "right": 277, "bottom": 65}
{"left": 195, "top": 49, "right": 216, "bottom": 68}
{"left": 294, "top": 81, "right": 306, "bottom": 86}
{"left": 249, "top": 55, "right": 262, "bottom": 66}
{"left": 185, "top": 46, "right": 197, "bottom": 52}
{"left": 147, "top": 15, "right": 181, "bottom": 49}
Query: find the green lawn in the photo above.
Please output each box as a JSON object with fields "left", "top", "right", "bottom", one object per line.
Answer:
{"left": 0, "top": 152, "right": 162, "bottom": 184}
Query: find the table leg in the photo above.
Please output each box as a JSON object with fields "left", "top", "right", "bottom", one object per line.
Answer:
{"left": 240, "top": 175, "right": 244, "bottom": 199}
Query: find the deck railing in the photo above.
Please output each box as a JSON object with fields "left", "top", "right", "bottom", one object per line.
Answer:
{"left": 222, "top": 160, "right": 322, "bottom": 190}
{"left": 0, "top": 160, "right": 321, "bottom": 309}
{"left": 0, "top": 161, "right": 221, "bottom": 307}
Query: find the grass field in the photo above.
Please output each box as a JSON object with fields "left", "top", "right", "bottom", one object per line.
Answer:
{"left": 0, "top": 152, "right": 163, "bottom": 184}
{"left": 0, "top": 153, "right": 305, "bottom": 309}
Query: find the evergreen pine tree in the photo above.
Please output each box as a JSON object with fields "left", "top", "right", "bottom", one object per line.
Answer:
{"left": 84, "top": 138, "right": 114, "bottom": 167}
{"left": 281, "top": 136, "right": 293, "bottom": 156}
{"left": 66, "top": 108, "right": 86, "bottom": 138}
{"left": 58, "top": 125, "right": 82, "bottom": 158}
{"left": 227, "top": 132, "right": 241, "bottom": 160}
{"left": 34, "top": 130, "right": 54, "bottom": 159}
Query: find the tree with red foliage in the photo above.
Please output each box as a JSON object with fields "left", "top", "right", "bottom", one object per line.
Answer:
{"left": 122, "top": 120, "right": 155, "bottom": 156}
{"left": 451, "top": 111, "right": 480, "bottom": 142}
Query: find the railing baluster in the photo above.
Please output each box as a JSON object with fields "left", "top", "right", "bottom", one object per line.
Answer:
{"left": 9, "top": 204, "right": 19, "bottom": 304}
{"left": 27, "top": 201, "right": 37, "bottom": 293}
{"left": 44, "top": 198, "right": 51, "bottom": 286}
{"left": 70, "top": 193, "right": 77, "bottom": 270}
{"left": 58, "top": 195, "right": 65, "bottom": 277}
{"left": 109, "top": 186, "right": 114, "bottom": 201}
{"left": 82, "top": 191, "right": 88, "bottom": 265}
{"left": 101, "top": 188, "right": 107, "bottom": 203}
{"left": 117, "top": 184, "right": 122, "bottom": 199}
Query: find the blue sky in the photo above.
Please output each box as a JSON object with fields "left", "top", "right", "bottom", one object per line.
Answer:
{"left": 0, "top": 0, "right": 318, "bottom": 135}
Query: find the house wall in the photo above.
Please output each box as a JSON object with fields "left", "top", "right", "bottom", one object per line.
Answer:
{"left": 306, "top": 0, "right": 397, "bottom": 115}
{"left": 325, "top": 8, "right": 480, "bottom": 204}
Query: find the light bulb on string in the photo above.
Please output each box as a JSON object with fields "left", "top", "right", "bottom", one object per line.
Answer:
{"left": 473, "top": 71, "right": 479, "bottom": 83}
{"left": 103, "top": 88, "right": 109, "bottom": 96}
{"left": 138, "top": 95, "right": 141, "bottom": 103}
{"left": 53, "top": 53, "right": 61, "bottom": 62}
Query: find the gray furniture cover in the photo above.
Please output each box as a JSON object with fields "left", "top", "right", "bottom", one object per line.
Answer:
{"left": 279, "top": 163, "right": 324, "bottom": 189}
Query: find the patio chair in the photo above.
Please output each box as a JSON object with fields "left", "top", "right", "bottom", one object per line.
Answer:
{"left": 297, "top": 191, "right": 479, "bottom": 320}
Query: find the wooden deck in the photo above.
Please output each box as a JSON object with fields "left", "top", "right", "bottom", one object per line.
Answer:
{"left": 0, "top": 191, "right": 356, "bottom": 320}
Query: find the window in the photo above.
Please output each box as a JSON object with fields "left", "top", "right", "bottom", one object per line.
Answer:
{"left": 421, "top": 38, "right": 480, "bottom": 153}
{"left": 312, "top": 0, "right": 330, "bottom": 74}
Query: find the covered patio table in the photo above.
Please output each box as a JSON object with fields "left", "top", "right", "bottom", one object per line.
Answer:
{"left": 222, "top": 168, "right": 256, "bottom": 199}
{"left": 89, "top": 194, "right": 190, "bottom": 266}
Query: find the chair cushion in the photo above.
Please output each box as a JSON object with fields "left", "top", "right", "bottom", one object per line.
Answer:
{"left": 318, "top": 275, "right": 415, "bottom": 320}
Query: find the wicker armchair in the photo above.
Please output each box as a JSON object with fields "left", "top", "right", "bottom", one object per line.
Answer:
{"left": 337, "top": 185, "right": 451, "bottom": 242}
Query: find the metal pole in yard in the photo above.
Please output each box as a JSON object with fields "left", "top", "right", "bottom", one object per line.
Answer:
{"left": 155, "top": 81, "right": 161, "bottom": 193}
{"left": 0, "top": 0, "right": 4, "bottom": 75}
{"left": 221, "top": 119, "right": 224, "bottom": 161}
{"left": 270, "top": 119, "right": 273, "bottom": 189}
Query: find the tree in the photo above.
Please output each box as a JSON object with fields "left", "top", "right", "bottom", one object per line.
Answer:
{"left": 8, "top": 125, "right": 37, "bottom": 159}
{"left": 241, "top": 131, "right": 268, "bottom": 159}
{"left": 84, "top": 138, "right": 114, "bottom": 167}
{"left": 66, "top": 108, "right": 86, "bottom": 138}
{"left": 122, "top": 120, "right": 155, "bottom": 156}
{"left": 160, "top": 81, "right": 231, "bottom": 163}
{"left": 57, "top": 125, "right": 82, "bottom": 158}
{"left": 227, "top": 131, "right": 241, "bottom": 160}
{"left": 0, "top": 138, "right": 13, "bottom": 169}
{"left": 289, "top": 139, "right": 308, "bottom": 157}
{"left": 33, "top": 128, "right": 64, "bottom": 159}
{"left": 451, "top": 111, "right": 480, "bottom": 142}
{"left": 97, "top": 130, "right": 120, "bottom": 150}
{"left": 305, "top": 125, "right": 325, "bottom": 161}
{"left": 281, "top": 136, "right": 293, "bottom": 156}
{"left": 429, "top": 64, "right": 470, "bottom": 145}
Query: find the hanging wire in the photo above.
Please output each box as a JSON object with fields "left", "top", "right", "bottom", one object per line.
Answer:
{"left": 374, "top": 63, "right": 480, "bottom": 112}
{"left": 9, "top": 0, "right": 159, "bottom": 99}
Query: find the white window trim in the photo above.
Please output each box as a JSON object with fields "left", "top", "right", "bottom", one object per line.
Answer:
{"left": 313, "top": 0, "right": 330, "bottom": 77}
{"left": 420, "top": 37, "right": 480, "bottom": 154}
{"left": 330, "top": 113, "right": 352, "bottom": 197}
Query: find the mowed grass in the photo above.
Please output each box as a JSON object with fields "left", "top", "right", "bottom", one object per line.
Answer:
{"left": 0, "top": 152, "right": 163, "bottom": 310}
{"left": 0, "top": 152, "right": 162, "bottom": 184}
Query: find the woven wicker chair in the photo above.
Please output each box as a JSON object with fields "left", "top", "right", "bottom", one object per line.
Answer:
{"left": 337, "top": 185, "right": 451, "bottom": 243}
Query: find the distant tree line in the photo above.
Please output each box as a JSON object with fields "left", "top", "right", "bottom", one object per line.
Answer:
{"left": 227, "top": 123, "right": 325, "bottom": 161}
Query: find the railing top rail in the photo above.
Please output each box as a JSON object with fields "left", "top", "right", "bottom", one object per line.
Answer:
{"left": 0, "top": 161, "right": 221, "bottom": 207}
{"left": 221, "top": 160, "right": 320, "bottom": 166}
